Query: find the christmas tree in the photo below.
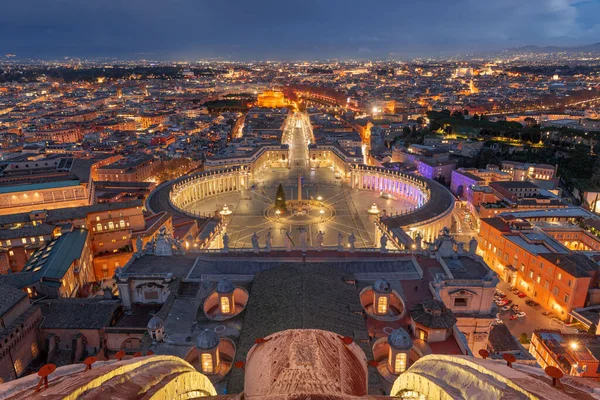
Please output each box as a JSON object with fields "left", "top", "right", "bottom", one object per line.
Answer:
{"left": 275, "top": 183, "right": 287, "bottom": 214}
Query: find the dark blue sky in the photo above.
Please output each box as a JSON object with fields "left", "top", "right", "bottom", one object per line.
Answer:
{"left": 2, "top": 0, "right": 600, "bottom": 60}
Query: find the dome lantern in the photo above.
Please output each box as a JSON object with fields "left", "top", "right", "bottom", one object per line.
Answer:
{"left": 196, "top": 329, "right": 220, "bottom": 374}
{"left": 387, "top": 328, "right": 412, "bottom": 375}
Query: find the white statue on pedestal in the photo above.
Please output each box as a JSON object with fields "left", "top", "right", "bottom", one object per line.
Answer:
{"left": 348, "top": 232, "right": 356, "bottom": 253}
{"left": 380, "top": 234, "right": 388, "bottom": 253}
{"left": 135, "top": 236, "right": 143, "bottom": 258}
{"left": 222, "top": 232, "right": 229, "bottom": 253}
{"left": 251, "top": 232, "right": 260, "bottom": 253}
{"left": 469, "top": 237, "right": 478, "bottom": 254}
{"left": 415, "top": 232, "right": 423, "bottom": 251}
{"left": 316, "top": 231, "right": 324, "bottom": 251}
{"left": 265, "top": 231, "right": 272, "bottom": 252}
{"left": 300, "top": 228, "right": 308, "bottom": 252}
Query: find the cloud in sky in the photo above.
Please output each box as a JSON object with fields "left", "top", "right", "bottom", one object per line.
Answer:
{"left": 0, "top": 0, "right": 599, "bottom": 59}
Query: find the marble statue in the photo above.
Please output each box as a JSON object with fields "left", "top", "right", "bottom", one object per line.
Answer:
{"left": 415, "top": 232, "right": 422, "bottom": 251}
{"left": 348, "top": 232, "right": 356, "bottom": 252}
{"left": 145, "top": 237, "right": 155, "bottom": 255}
{"left": 155, "top": 228, "right": 173, "bottom": 257}
{"left": 380, "top": 234, "right": 388, "bottom": 253}
{"left": 337, "top": 232, "right": 344, "bottom": 251}
{"left": 469, "top": 237, "right": 478, "bottom": 254}
{"left": 285, "top": 232, "right": 292, "bottom": 252}
{"left": 251, "top": 232, "right": 260, "bottom": 254}
{"left": 222, "top": 232, "right": 229, "bottom": 253}
{"left": 265, "top": 231, "right": 272, "bottom": 252}
{"left": 135, "top": 236, "right": 143, "bottom": 258}
{"left": 300, "top": 228, "right": 308, "bottom": 252}
{"left": 316, "top": 231, "right": 324, "bottom": 251}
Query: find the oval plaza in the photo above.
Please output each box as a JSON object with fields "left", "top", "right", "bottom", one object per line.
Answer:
{"left": 152, "top": 112, "right": 454, "bottom": 250}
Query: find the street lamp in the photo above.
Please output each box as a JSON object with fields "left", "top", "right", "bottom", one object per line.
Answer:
{"left": 570, "top": 342, "right": 579, "bottom": 350}
{"left": 275, "top": 209, "right": 281, "bottom": 219}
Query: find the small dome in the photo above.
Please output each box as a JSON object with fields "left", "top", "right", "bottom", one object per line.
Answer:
{"left": 388, "top": 328, "right": 412, "bottom": 350}
{"left": 147, "top": 316, "right": 164, "bottom": 330}
{"left": 216, "top": 278, "right": 235, "bottom": 294}
{"left": 196, "top": 329, "right": 220, "bottom": 350}
{"left": 373, "top": 278, "right": 391, "bottom": 293}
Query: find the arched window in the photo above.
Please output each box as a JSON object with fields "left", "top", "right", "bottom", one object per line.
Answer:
{"left": 119, "top": 220, "right": 125, "bottom": 228}
{"left": 377, "top": 296, "right": 388, "bottom": 314}
{"left": 108, "top": 222, "right": 114, "bottom": 230}
{"left": 220, "top": 296, "right": 230, "bottom": 314}
{"left": 96, "top": 223, "right": 102, "bottom": 232}
{"left": 201, "top": 353, "right": 213, "bottom": 374}
{"left": 395, "top": 352, "right": 407, "bottom": 373}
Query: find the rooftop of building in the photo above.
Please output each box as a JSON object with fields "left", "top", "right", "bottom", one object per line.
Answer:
{"left": 0, "top": 199, "right": 143, "bottom": 226}
{"left": 227, "top": 263, "right": 378, "bottom": 394}
{"left": 443, "top": 255, "right": 493, "bottom": 280}
{"left": 538, "top": 253, "right": 599, "bottom": 278}
{"left": 22, "top": 228, "right": 89, "bottom": 286}
{"left": 0, "top": 282, "right": 27, "bottom": 318}
{"left": 38, "top": 298, "right": 121, "bottom": 330}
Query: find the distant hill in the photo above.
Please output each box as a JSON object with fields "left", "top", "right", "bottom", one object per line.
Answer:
{"left": 505, "top": 42, "right": 600, "bottom": 54}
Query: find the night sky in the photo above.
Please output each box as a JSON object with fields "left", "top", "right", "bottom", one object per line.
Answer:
{"left": 2, "top": 0, "right": 600, "bottom": 60}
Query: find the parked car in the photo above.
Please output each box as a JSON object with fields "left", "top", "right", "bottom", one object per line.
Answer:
{"left": 509, "top": 314, "right": 518, "bottom": 320}
{"left": 502, "top": 305, "right": 512, "bottom": 311}
{"left": 516, "top": 311, "right": 526, "bottom": 318}
{"left": 518, "top": 292, "right": 527, "bottom": 298}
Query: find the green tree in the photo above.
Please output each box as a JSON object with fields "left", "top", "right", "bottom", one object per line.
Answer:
{"left": 519, "top": 333, "right": 529, "bottom": 344}
{"left": 275, "top": 184, "right": 287, "bottom": 213}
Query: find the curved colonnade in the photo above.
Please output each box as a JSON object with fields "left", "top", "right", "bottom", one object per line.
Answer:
{"left": 351, "top": 165, "right": 455, "bottom": 244}
{"left": 169, "top": 166, "right": 250, "bottom": 217}
{"left": 166, "top": 163, "right": 454, "bottom": 247}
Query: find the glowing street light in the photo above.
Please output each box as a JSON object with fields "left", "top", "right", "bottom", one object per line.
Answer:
{"left": 570, "top": 342, "right": 579, "bottom": 350}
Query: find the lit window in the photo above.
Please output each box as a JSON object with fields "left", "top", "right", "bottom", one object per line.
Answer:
{"left": 108, "top": 222, "right": 114, "bottom": 230}
{"left": 96, "top": 223, "right": 102, "bottom": 232}
{"left": 14, "top": 359, "right": 23, "bottom": 376}
{"left": 30, "top": 237, "right": 35, "bottom": 243}
{"left": 201, "top": 353, "right": 213, "bottom": 374}
{"left": 536, "top": 275, "right": 541, "bottom": 283}
{"left": 220, "top": 296, "right": 230, "bottom": 314}
{"left": 96, "top": 216, "right": 100, "bottom": 221}
{"left": 377, "top": 296, "right": 388, "bottom": 314}
{"left": 395, "top": 352, "right": 407, "bottom": 373}
{"left": 6, "top": 239, "right": 11, "bottom": 246}
{"left": 120, "top": 220, "right": 125, "bottom": 228}
{"left": 21, "top": 238, "right": 27, "bottom": 244}
{"left": 31, "top": 343, "right": 39, "bottom": 357}
{"left": 39, "top": 236, "right": 44, "bottom": 242}
{"left": 558, "top": 273, "right": 562, "bottom": 281}
{"left": 9, "top": 250, "right": 14, "bottom": 256}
